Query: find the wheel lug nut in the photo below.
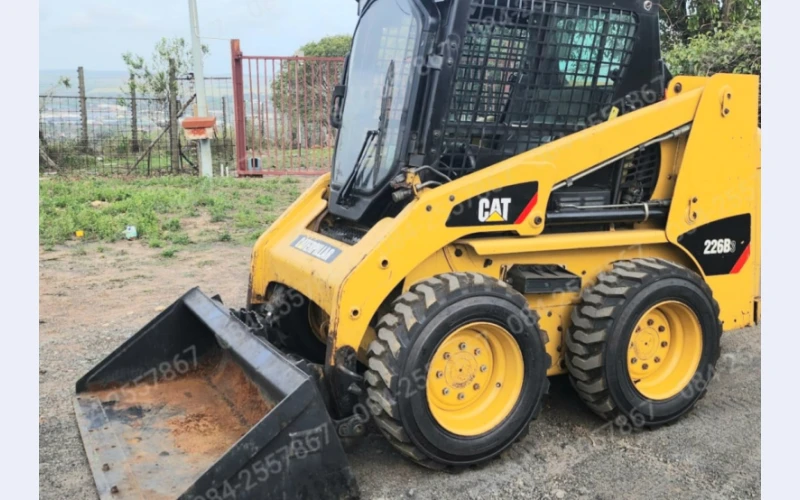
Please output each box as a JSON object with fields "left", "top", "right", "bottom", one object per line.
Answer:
{"left": 658, "top": 326, "right": 665, "bottom": 332}
{"left": 442, "top": 388, "right": 450, "bottom": 395}
{"left": 647, "top": 319, "right": 654, "bottom": 326}
{"left": 443, "top": 352, "right": 450, "bottom": 360}
{"left": 459, "top": 342, "right": 467, "bottom": 350}
{"left": 480, "top": 365, "right": 488, "bottom": 372}
{"left": 473, "top": 383, "right": 480, "bottom": 390}
{"left": 457, "top": 393, "right": 465, "bottom": 400}
{"left": 642, "top": 363, "right": 649, "bottom": 370}
{"left": 654, "top": 357, "right": 661, "bottom": 363}
{"left": 631, "top": 358, "right": 637, "bottom": 364}
{"left": 496, "top": 382, "right": 502, "bottom": 388}
{"left": 436, "top": 371, "right": 443, "bottom": 378}
{"left": 661, "top": 341, "right": 668, "bottom": 347}
{"left": 636, "top": 326, "right": 641, "bottom": 332}
{"left": 474, "top": 348, "right": 481, "bottom": 355}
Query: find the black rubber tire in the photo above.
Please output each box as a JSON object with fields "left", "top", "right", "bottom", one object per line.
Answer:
{"left": 365, "top": 272, "right": 550, "bottom": 469}
{"left": 565, "top": 258, "right": 722, "bottom": 428}
{"left": 266, "top": 288, "right": 327, "bottom": 364}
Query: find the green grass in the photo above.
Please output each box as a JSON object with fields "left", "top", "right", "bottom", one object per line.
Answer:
{"left": 39, "top": 176, "right": 308, "bottom": 246}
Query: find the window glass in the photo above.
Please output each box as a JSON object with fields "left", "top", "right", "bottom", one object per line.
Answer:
{"left": 556, "top": 13, "right": 637, "bottom": 86}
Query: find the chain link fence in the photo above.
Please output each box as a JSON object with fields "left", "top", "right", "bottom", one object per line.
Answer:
{"left": 39, "top": 74, "right": 236, "bottom": 176}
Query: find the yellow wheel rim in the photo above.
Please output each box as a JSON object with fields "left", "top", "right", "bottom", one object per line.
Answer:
{"left": 426, "top": 322, "right": 524, "bottom": 437}
{"left": 627, "top": 301, "right": 703, "bottom": 400}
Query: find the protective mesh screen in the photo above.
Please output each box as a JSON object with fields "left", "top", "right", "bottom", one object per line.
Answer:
{"left": 437, "top": 0, "right": 638, "bottom": 179}
{"left": 619, "top": 143, "right": 661, "bottom": 203}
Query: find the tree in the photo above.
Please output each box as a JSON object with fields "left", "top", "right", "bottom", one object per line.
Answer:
{"left": 120, "top": 38, "right": 210, "bottom": 171}
{"left": 295, "top": 34, "right": 353, "bottom": 58}
{"left": 121, "top": 37, "right": 209, "bottom": 99}
{"left": 269, "top": 35, "right": 352, "bottom": 149}
{"left": 660, "top": 0, "right": 761, "bottom": 49}
{"left": 663, "top": 20, "right": 760, "bottom": 76}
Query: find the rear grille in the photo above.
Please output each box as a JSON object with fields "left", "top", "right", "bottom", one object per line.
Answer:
{"left": 437, "top": 0, "right": 638, "bottom": 179}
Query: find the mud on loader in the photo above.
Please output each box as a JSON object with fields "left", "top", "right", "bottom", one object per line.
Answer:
{"left": 74, "top": 0, "right": 761, "bottom": 498}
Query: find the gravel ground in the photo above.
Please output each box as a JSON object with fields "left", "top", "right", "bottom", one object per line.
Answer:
{"left": 39, "top": 241, "right": 761, "bottom": 499}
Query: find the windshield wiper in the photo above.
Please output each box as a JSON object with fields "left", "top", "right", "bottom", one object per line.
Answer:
{"left": 337, "top": 129, "right": 377, "bottom": 205}
{"left": 371, "top": 60, "right": 394, "bottom": 186}
{"left": 336, "top": 61, "right": 396, "bottom": 206}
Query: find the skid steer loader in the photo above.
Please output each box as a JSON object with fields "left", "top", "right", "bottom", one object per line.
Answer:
{"left": 74, "top": 0, "right": 760, "bottom": 498}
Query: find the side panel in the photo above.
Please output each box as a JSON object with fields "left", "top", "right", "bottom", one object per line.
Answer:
{"left": 665, "top": 74, "right": 760, "bottom": 330}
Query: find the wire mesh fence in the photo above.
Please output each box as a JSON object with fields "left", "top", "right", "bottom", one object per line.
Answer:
{"left": 39, "top": 95, "right": 173, "bottom": 175}
{"left": 39, "top": 76, "right": 236, "bottom": 176}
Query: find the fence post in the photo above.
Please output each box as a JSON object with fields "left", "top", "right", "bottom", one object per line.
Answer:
{"left": 130, "top": 73, "right": 140, "bottom": 153}
{"left": 222, "top": 96, "right": 228, "bottom": 141}
{"left": 168, "top": 58, "right": 180, "bottom": 173}
{"left": 78, "top": 67, "right": 90, "bottom": 152}
{"left": 231, "top": 39, "right": 247, "bottom": 175}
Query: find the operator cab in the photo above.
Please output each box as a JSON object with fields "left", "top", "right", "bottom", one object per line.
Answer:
{"left": 328, "top": 0, "right": 670, "bottom": 227}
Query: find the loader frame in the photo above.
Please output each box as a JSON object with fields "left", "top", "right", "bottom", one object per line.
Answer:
{"left": 249, "top": 74, "right": 761, "bottom": 384}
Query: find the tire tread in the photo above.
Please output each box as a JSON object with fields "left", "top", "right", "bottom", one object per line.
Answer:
{"left": 564, "top": 258, "right": 722, "bottom": 426}
{"left": 365, "top": 272, "right": 549, "bottom": 469}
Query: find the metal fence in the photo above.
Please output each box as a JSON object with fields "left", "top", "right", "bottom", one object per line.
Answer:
{"left": 40, "top": 53, "right": 345, "bottom": 177}
{"left": 39, "top": 75, "right": 236, "bottom": 176}
{"left": 231, "top": 40, "right": 344, "bottom": 176}
{"left": 40, "top": 95, "right": 173, "bottom": 175}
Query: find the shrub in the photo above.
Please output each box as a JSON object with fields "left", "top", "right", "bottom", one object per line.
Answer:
{"left": 664, "top": 20, "right": 761, "bottom": 76}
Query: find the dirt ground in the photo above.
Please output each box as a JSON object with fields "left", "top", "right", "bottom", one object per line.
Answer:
{"left": 39, "top": 241, "right": 761, "bottom": 499}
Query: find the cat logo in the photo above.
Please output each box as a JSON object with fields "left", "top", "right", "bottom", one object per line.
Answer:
{"left": 478, "top": 198, "right": 511, "bottom": 223}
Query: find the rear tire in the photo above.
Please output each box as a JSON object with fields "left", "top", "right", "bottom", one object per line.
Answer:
{"left": 365, "top": 272, "right": 550, "bottom": 468}
{"left": 565, "top": 258, "right": 721, "bottom": 428}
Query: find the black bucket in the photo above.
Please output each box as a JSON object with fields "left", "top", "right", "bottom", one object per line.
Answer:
{"left": 74, "top": 288, "right": 359, "bottom": 500}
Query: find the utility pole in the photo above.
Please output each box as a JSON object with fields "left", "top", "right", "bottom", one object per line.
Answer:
{"left": 188, "top": 0, "right": 213, "bottom": 177}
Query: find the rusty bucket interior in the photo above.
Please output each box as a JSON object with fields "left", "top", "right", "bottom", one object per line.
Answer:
{"left": 74, "top": 288, "right": 358, "bottom": 500}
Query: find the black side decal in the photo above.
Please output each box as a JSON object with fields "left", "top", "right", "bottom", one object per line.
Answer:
{"left": 446, "top": 182, "right": 539, "bottom": 227}
{"left": 677, "top": 214, "right": 751, "bottom": 276}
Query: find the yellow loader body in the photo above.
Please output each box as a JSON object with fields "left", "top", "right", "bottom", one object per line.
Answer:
{"left": 248, "top": 74, "right": 760, "bottom": 371}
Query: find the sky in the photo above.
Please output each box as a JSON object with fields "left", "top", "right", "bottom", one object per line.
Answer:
{"left": 39, "top": 0, "right": 359, "bottom": 75}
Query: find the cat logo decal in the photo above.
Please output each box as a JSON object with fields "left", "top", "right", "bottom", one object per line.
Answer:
{"left": 478, "top": 198, "right": 511, "bottom": 222}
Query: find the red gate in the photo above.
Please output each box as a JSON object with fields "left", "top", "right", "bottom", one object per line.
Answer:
{"left": 231, "top": 40, "right": 345, "bottom": 176}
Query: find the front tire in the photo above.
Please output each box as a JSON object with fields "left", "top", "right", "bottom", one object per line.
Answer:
{"left": 365, "top": 272, "right": 550, "bottom": 468}
{"left": 264, "top": 286, "right": 327, "bottom": 364}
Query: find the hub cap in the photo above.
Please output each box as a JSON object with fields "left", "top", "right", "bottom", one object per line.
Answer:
{"left": 426, "top": 322, "right": 523, "bottom": 436}
{"left": 627, "top": 301, "right": 703, "bottom": 400}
